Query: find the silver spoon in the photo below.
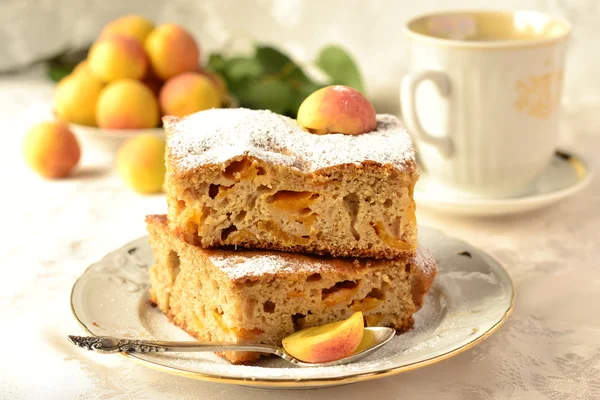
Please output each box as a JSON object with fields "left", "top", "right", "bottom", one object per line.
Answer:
{"left": 68, "top": 327, "right": 395, "bottom": 367}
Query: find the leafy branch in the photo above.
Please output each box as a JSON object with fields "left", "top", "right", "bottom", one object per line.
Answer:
{"left": 207, "top": 44, "right": 365, "bottom": 118}
{"left": 46, "top": 43, "right": 366, "bottom": 118}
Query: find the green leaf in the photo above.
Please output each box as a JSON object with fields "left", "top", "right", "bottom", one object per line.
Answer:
{"left": 237, "top": 79, "right": 293, "bottom": 115}
{"left": 281, "top": 63, "right": 312, "bottom": 86}
{"left": 256, "top": 45, "right": 312, "bottom": 84}
{"left": 205, "top": 43, "right": 364, "bottom": 117}
{"left": 255, "top": 46, "right": 293, "bottom": 74}
{"left": 315, "top": 45, "right": 365, "bottom": 93}
{"left": 206, "top": 53, "right": 227, "bottom": 73}
{"left": 223, "top": 57, "right": 264, "bottom": 85}
{"left": 47, "top": 65, "right": 73, "bottom": 82}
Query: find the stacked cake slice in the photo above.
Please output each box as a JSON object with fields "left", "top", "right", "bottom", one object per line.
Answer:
{"left": 147, "top": 108, "right": 437, "bottom": 364}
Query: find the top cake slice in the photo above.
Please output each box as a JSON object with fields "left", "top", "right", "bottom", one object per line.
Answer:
{"left": 164, "top": 108, "right": 418, "bottom": 259}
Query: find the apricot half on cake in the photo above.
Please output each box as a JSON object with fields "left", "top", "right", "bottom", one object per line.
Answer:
{"left": 282, "top": 311, "right": 364, "bottom": 363}
{"left": 297, "top": 85, "right": 377, "bottom": 135}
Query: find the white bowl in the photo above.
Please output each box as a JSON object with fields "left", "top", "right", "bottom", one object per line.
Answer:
{"left": 68, "top": 123, "right": 165, "bottom": 154}
{"left": 65, "top": 94, "right": 239, "bottom": 155}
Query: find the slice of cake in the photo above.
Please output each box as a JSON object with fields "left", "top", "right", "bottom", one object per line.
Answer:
{"left": 164, "top": 108, "right": 418, "bottom": 259}
{"left": 147, "top": 215, "right": 436, "bottom": 364}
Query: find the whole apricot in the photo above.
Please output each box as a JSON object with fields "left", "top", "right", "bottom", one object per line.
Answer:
{"left": 297, "top": 85, "right": 377, "bottom": 135}
{"left": 145, "top": 24, "right": 200, "bottom": 80}
{"left": 198, "top": 69, "right": 228, "bottom": 105}
{"left": 88, "top": 35, "right": 148, "bottom": 82}
{"left": 23, "top": 121, "right": 81, "bottom": 179}
{"left": 101, "top": 15, "right": 154, "bottom": 44}
{"left": 96, "top": 79, "right": 159, "bottom": 129}
{"left": 117, "top": 134, "right": 165, "bottom": 194}
{"left": 72, "top": 60, "right": 94, "bottom": 77}
{"left": 159, "top": 72, "right": 220, "bottom": 117}
{"left": 54, "top": 74, "right": 104, "bottom": 126}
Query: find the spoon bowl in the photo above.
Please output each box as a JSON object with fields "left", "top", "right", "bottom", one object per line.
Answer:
{"left": 68, "top": 327, "right": 396, "bottom": 367}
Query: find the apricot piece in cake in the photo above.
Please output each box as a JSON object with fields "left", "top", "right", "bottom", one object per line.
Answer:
{"left": 297, "top": 85, "right": 377, "bottom": 135}
{"left": 268, "top": 191, "right": 319, "bottom": 213}
{"left": 23, "top": 121, "right": 80, "bottom": 179}
{"left": 365, "top": 313, "right": 384, "bottom": 327}
{"left": 159, "top": 72, "right": 220, "bottom": 117}
{"left": 117, "top": 134, "right": 165, "bottom": 194}
{"left": 370, "top": 221, "right": 412, "bottom": 250}
{"left": 282, "top": 311, "right": 364, "bottom": 363}
{"left": 322, "top": 280, "right": 360, "bottom": 308}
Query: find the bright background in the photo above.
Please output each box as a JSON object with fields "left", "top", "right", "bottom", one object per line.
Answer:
{"left": 1, "top": 2, "right": 599, "bottom": 399}
{"left": 1, "top": 0, "right": 599, "bottom": 113}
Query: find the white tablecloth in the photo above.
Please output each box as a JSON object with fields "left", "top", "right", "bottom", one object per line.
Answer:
{"left": 1, "top": 73, "right": 599, "bottom": 400}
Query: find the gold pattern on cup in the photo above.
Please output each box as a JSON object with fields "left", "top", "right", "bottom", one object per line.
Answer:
{"left": 514, "top": 69, "right": 563, "bottom": 119}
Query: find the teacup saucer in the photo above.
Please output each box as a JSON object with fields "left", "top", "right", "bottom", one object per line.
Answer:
{"left": 415, "top": 150, "right": 592, "bottom": 217}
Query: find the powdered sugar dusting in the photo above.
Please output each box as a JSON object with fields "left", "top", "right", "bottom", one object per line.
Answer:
{"left": 415, "top": 247, "right": 437, "bottom": 277}
{"left": 164, "top": 108, "right": 416, "bottom": 173}
{"left": 209, "top": 252, "right": 338, "bottom": 280}
{"left": 206, "top": 247, "right": 433, "bottom": 281}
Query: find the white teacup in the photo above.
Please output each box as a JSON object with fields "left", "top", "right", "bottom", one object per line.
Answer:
{"left": 400, "top": 10, "right": 571, "bottom": 197}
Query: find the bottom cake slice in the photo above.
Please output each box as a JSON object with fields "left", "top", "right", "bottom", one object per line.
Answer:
{"left": 146, "top": 214, "right": 437, "bottom": 364}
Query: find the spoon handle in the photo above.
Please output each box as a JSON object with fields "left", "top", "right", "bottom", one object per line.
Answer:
{"left": 68, "top": 335, "right": 280, "bottom": 355}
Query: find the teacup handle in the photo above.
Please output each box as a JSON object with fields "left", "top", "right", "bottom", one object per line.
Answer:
{"left": 400, "top": 70, "right": 454, "bottom": 158}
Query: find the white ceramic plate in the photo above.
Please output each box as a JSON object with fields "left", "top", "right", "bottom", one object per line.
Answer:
{"left": 70, "top": 226, "right": 514, "bottom": 388}
{"left": 415, "top": 150, "right": 592, "bottom": 217}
